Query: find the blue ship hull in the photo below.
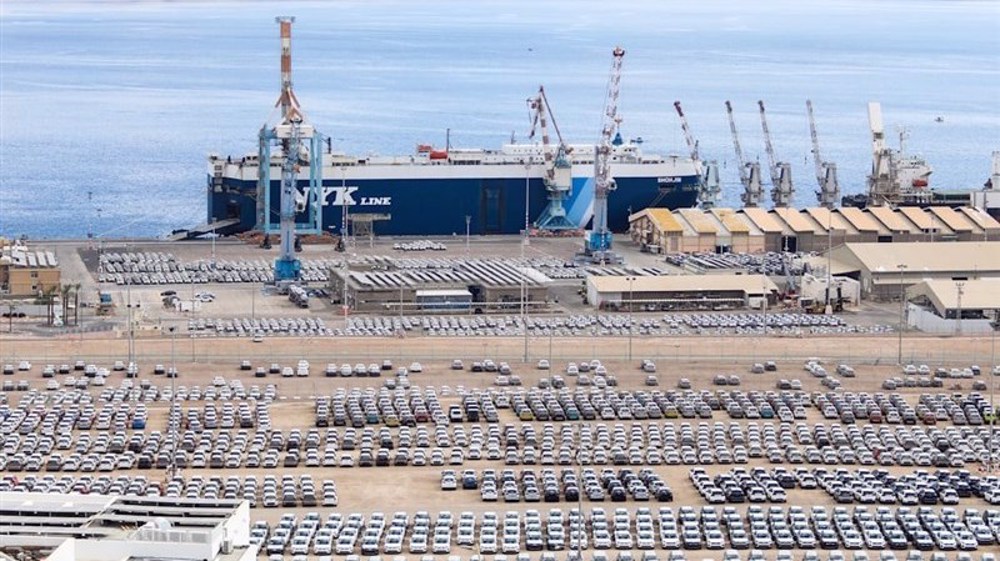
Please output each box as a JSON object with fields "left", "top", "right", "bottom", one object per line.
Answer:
{"left": 208, "top": 174, "right": 699, "bottom": 237}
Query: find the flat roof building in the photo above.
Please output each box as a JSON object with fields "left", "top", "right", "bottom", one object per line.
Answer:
{"left": 0, "top": 243, "right": 61, "bottom": 297}
{"left": 586, "top": 273, "right": 779, "bottom": 311}
{"left": 823, "top": 241, "right": 1000, "bottom": 300}
{"left": 0, "top": 492, "right": 255, "bottom": 561}
{"left": 906, "top": 279, "right": 1000, "bottom": 334}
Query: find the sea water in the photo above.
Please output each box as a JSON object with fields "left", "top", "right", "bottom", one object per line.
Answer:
{"left": 1, "top": 0, "right": 998, "bottom": 238}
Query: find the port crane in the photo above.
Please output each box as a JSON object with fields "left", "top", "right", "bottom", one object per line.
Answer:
{"left": 584, "top": 46, "right": 626, "bottom": 264}
{"left": 866, "top": 102, "right": 895, "bottom": 206}
{"left": 725, "top": 101, "right": 764, "bottom": 208}
{"left": 806, "top": 100, "right": 840, "bottom": 208}
{"left": 528, "top": 86, "right": 575, "bottom": 231}
{"left": 673, "top": 101, "right": 720, "bottom": 209}
{"left": 257, "top": 17, "right": 324, "bottom": 282}
{"left": 757, "top": 100, "right": 794, "bottom": 207}
{"left": 989, "top": 151, "right": 1000, "bottom": 190}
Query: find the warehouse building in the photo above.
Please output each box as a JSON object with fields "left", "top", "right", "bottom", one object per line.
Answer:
{"left": 330, "top": 260, "right": 550, "bottom": 313}
{"left": 0, "top": 492, "right": 255, "bottom": 561}
{"left": 627, "top": 206, "right": 1000, "bottom": 256}
{"left": 906, "top": 279, "right": 1000, "bottom": 334}
{"left": 822, "top": 241, "right": 1000, "bottom": 300}
{"left": 586, "top": 274, "right": 778, "bottom": 311}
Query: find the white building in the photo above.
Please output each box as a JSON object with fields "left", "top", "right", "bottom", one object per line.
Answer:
{"left": 0, "top": 492, "right": 256, "bottom": 561}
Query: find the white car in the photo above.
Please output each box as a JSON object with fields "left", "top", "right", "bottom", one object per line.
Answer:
{"left": 409, "top": 362, "right": 423, "bottom": 373}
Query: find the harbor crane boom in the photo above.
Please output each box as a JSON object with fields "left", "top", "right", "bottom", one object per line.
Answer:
{"left": 806, "top": 100, "right": 840, "bottom": 208}
{"left": 866, "top": 101, "right": 895, "bottom": 206}
{"left": 528, "top": 86, "right": 575, "bottom": 231}
{"left": 585, "top": 46, "right": 626, "bottom": 263}
{"left": 758, "top": 100, "right": 794, "bottom": 207}
{"left": 257, "top": 16, "right": 323, "bottom": 283}
{"left": 674, "top": 101, "right": 720, "bottom": 209}
{"left": 725, "top": 101, "right": 763, "bottom": 208}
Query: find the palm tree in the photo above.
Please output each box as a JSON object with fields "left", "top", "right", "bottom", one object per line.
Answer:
{"left": 40, "top": 285, "right": 58, "bottom": 326}
{"left": 60, "top": 284, "right": 72, "bottom": 326}
{"left": 5, "top": 303, "right": 15, "bottom": 333}
{"left": 73, "top": 283, "right": 82, "bottom": 326}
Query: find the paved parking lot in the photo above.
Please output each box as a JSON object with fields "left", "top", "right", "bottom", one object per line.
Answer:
{"left": 2, "top": 338, "right": 999, "bottom": 561}
{"left": 2, "top": 239, "right": 998, "bottom": 560}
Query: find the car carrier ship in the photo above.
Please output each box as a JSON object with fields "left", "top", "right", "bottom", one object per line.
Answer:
{"left": 203, "top": 18, "right": 699, "bottom": 239}
{"left": 206, "top": 140, "right": 700, "bottom": 237}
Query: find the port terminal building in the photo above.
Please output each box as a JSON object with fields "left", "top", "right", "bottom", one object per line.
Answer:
{"left": 905, "top": 279, "right": 1000, "bottom": 335}
{"left": 628, "top": 206, "right": 1000, "bottom": 255}
{"left": 0, "top": 492, "right": 255, "bottom": 561}
{"left": 585, "top": 274, "right": 779, "bottom": 311}
{"left": 820, "top": 241, "right": 1000, "bottom": 300}
{"left": 0, "top": 241, "right": 61, "bottom": 297}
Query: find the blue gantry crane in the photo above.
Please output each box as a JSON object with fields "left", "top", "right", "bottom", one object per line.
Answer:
{"left": 257, "top": 17, "right": 324, "bottom": 283}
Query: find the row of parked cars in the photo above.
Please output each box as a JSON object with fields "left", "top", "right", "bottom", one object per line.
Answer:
{"left": 5, "top": 385, "right": 999, "bottom": 474}
{"left": 250, "top": 505, "right": 1000, "bottom": 557}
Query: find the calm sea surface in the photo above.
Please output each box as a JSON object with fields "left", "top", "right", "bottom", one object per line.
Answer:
{"left": 1, "top": 0, "right": 998, "bottom": 238}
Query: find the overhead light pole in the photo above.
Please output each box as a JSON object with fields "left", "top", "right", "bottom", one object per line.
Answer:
{"left": 955, "top": 281, "right": 965, "bottom": 336}
{"left": 988, "top": 311, "right": 999, "bottom": 472}
{"left": 897, "top": 263, "right": 908, "bottom": 364}
{"left": 626, "top": 276, "right": 636, "bottom": 361}
{"left": 522, "top": 156, "right": 531, "bottom": 363}
{"left": 168, "top": 325, "right": 177, "bottom": 480}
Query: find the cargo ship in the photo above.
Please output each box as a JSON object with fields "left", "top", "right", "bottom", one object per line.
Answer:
{"left": 206, "top": 139, "right": 700, "bottom": 237}
{"left": 204, "top": 19, "right": 699, "bottom": 238}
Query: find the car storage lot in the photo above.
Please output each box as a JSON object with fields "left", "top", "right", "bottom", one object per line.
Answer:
{"left": 1, "top": 332, "right": 999, "bottom": 561}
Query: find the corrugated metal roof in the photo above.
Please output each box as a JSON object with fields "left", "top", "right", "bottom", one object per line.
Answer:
{"left": 635, "top": 208, "right": 683, "bottom": 233}
{"left": 771, "top": 207, "right": 816, "bottom": 233}
{"left": 677, "top": 208, "right": 717, "bottom": 235}
{"left": 839, "top": 241, "right": 1000, "bottom": 274}
{"left": 806, "top": 207, "right": 856, "bottom": 234}
{"left": 908, "top": 279, "right": 1000, "bottom": 312}
{"left": 867, "top": 206, "right": 916, "bottom": 233}
{"left": 739, "top": 207, "right": 783, "bottom": 233}
{"left": 710, "top": 208, "right": 751, "bottom": 234}
{"left": 898, "top": 206, "right": 940, "bottom": 231}
{"left": 928, "top": 206, "right": 974, "bottom": 232}
{"left": 958, "top": 207, "right": 1000, "bottom": 233}
{"left": 836, "top": 207, "right": 881, "bottom": 233}
{"left": 588, "top": 273, "right": 778, "bottom": 294}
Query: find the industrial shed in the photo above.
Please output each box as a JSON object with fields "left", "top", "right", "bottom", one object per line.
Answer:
{"left": 586, "top": 274, "right": 779, "bottom": 311}
{"left": 906, "top": 279, "right": 1000, "bottom": 334}
{"left": 329, "top": 260, "right": 551, "bottom": 313}
{"left": 823, "top": 241, "right": 1000, "bottom": 300}
{"left": 628, "top": 208, "right": 683, "bottom": 253}
{"left": 627, "top": 206, "right": 1000, "bottom": 256}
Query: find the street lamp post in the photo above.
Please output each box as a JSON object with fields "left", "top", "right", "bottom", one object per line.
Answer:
{"left": 955, "top": 281, "right": 965, "bottom": 336}
{"left": 897, "top": 264, "right": 908, "bottom": 364}
{"left": 522, "top": 157, "right": 531, "bottom": 363}
{"left": 626, "top": 276, "right": 636, "bottom": 361}
{"left": 990, "top": 311, "right": 999, "bottom": 472}
{"left": 465, "top": 215, "right": 471, "bottom": 256}
{"left": 168, "top": 326, "right": 177, "bottom": 479}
